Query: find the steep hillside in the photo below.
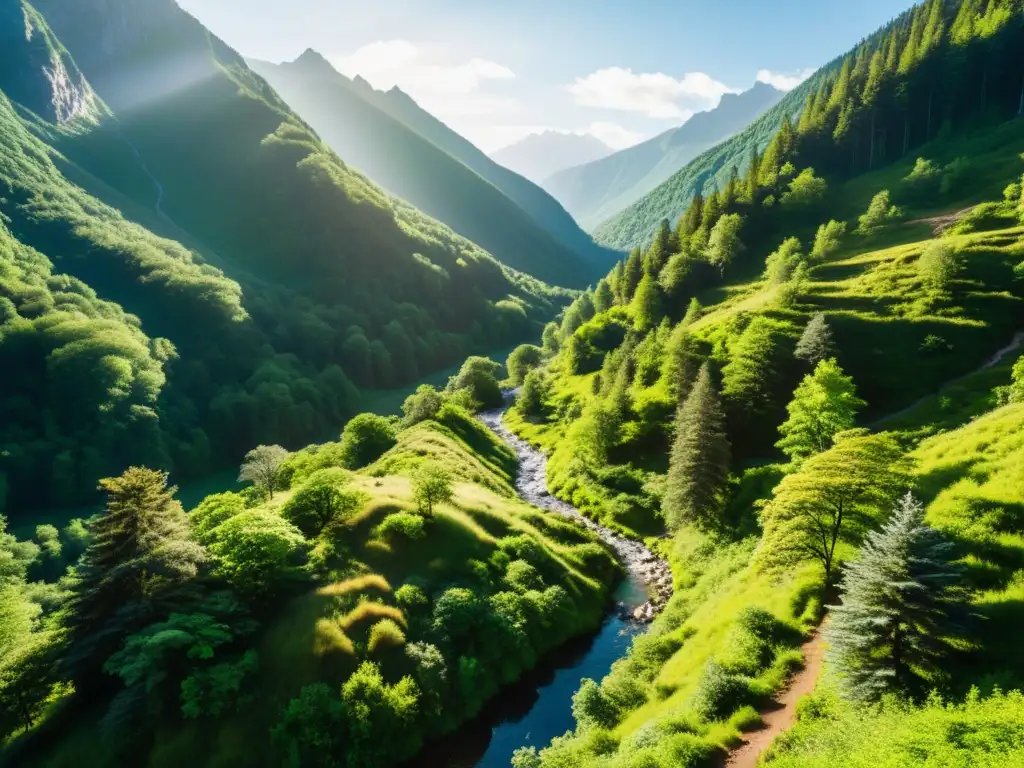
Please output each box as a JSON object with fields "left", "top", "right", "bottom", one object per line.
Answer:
{"left": 360, "top": 79, "right": 623, "bottom": 269}
{"left": 593, "top": 78, "right": 822, "bottom": 250}
{"left": 490, "top": 130, "right": 613, "bottom": 185}
{"left": 4, "top": 402, "right": 619, "bottom": 767}
{"left": 249, "top": 52, "right": 603, "bottom": 288}
{"left": 596, "top": 0, "right": 1024, "bottom": 250}
{"left": 0, "top": 0, "right": 567, "bottom": 515}
{"left": 546, "top": 82, "right": 783, "bottom": 231}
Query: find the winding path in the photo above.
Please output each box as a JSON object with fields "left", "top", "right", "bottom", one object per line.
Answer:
{"left": 871, "top": 330, "right": 1024, "bottom": 428}
{"left": 478, "top": 404, "right": 673, "bottom": 619}
{"left": 724, "top": 631, "right": 826, "bottom": 768}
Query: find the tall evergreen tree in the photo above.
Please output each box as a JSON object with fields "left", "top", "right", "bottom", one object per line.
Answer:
{"left": 593, "top": 279, "right": 614, "bottom": 314}
{"left": 794, "top": 312, "right": 836, "bottom": 367}
{"left": 63, "top": 468, "right": 206, "bottom": 687}
{"left": 631, "top": 274, "right": 664, "bottom": 333}
{"left": 826, "top": 493, "right": 967, "bottom": 701}
{"left": 619, "top": 249, "right": 644, "bottom": 303}
{"left": 661, "top": 323, "right": 702, "bottom": 404}
{"left": 682, "top": 298, "right": 703, "bottom": 328}
{"left": 777, "top": 359, "right": 865, "bottom": 462}
{"left": 663, "top": 364, "right": 731, "bottom": 531}
{"left": 681, "top": 193, "right": 704, "bottom": 236}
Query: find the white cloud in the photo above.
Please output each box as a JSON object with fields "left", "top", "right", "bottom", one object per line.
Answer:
{"left": 331, "top": 40, "right": 521, "bottom": 150}
{"left": 584, "top": 122, "right": 645, "bottom": 150}
{"left": 565, "top": 67, "right": 735, "bottom": 119}
{"left": 333, "top": 40, "right": 515, "bottom": 106}
{"left": 756, "top": 68, "right": 815, "bottom": 92}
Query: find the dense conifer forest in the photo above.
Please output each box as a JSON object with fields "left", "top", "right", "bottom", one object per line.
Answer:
{"left": 3, "top": 0, "right": 1024, "bottom": 766}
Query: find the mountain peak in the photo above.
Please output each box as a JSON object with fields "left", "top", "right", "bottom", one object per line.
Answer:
{"left": 292, "top": 48, "right": 338, "bottom": 76}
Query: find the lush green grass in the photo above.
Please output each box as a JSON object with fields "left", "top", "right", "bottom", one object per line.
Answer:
{"left": 765, "top": 687, "right": 1024, "bottom": 767}
{"left": 531, "top": 523, "right": 822, "bottom": 767}
{"left": 912, "top": 402, "right": 1024, "bottom": 692}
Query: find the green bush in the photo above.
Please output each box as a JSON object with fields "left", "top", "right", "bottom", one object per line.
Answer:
{"left": 340, "top": 414, "right": 399, "bottom": 468}
{"left": 373, "top": 512, "right": 427, "bottom": 543}
{"left": 690, "top": 661, "right": 752, "bottom": 721}
{"left": 367, "top": 618, "right": 407, "bottom": 653}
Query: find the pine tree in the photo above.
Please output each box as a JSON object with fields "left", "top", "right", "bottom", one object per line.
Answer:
{"left": 826, "top": 493, "right": 967, "bottom": 701}
{"left": 681, "top": 193, "right": 704, "bottom": 236}
{"left": 700, "top": 190, "right": 723, "bottom": 234}
{"left": 682, "top": 297, "right": 703, "bottom": 328}
{"left": 777, "top": 359, "right": 865, "bottom": 462}
{"left": 620, "top": 249, "right": 644, "bottom": 303}
{"left": 661, "top": 323, "right": 702, "bottom": 404}
{"left": 645, "top": 220, "right": 674, "bottom": 276}
{"left": 631, "top": 273, "right": 664, "bottom": 333}
{"left": 63, "top": 468, "right": 206, "bottom": 687}
{"left": 593, "top": 279, "right": 614, "bottom": 313}
{"left": 794, "top": 312, "right": 836, "bottom": 366}
{"left": 663, "top": 364, "right": 731, "bottom": 531}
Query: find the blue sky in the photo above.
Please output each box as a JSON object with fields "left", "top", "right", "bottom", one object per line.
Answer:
{"left": 178, "top": 0, "right": 915, "bottom": 152}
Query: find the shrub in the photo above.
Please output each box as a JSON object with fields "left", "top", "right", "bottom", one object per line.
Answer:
{"left": 367, "top": 618, "right": 407, "bottom": 653}
{"left": 446, "top": 356, "right": 504, "bottom": 410}
{"left": 690, "top": 661, "right": 751, "bottom": 721}
{"left": 573, "top": 678, "right": 619, "bottom": 730}
{"left": 373, "top": 512, "right": 426, "bottom": 542}
{"left": 810, "top": 220, "right": 847, "bottom": 261}
{"left": 857, "top": 190, "right": 902, "bottom": 235}
{"left": 400, "top": 385, "right": 443, "bottom": 426}
{"left": 518, "top": 369, "right": 552, "bottom": 418}
{"left": 917, "top": 241, "right": 962, "bottom": 293}
{"left": 504, "top": 560, "right": 543, "bottom": 592}
{"left": 506, "top": 344, "right": 544, "bottom": 385}
{"left": 395, "top": 583, "right": 429, "bottom": 611}
{"left": 340, "top": 414, "right": 398, "bottom": 468}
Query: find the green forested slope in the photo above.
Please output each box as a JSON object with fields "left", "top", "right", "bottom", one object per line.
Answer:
{"left": 1, "top": 399, "right": 619, "bottom": 767}
{"left": 595, "top": 0, "right": 1024, "bottom": 250}
{"left": 0, "top": 0, "right": 567, "bottom": 515}
{"left": 492, "top": 3, "right": 1024, "bottom": 764}
{"left": 249, "top": 52, "right": 609, "bottom": 288}
{"left": 361, "top": 82, "right": 624, "bottom": 271}
{"left": 545, "top": 82, "right": 783, "bottom": 232}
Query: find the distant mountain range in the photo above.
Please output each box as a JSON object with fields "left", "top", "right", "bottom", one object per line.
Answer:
{"left": 490, "top": 131, "right": 613, "bottom": 185}
{"left": 250, "top": 51, "right": 619, "bottom": 286}
{"left": 543, "top": 82, "right": 784, "bottom": 231}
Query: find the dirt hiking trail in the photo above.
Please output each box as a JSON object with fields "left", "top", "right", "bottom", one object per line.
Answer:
{"left": 723, "top": 630, "right": 826, "bottom": 768}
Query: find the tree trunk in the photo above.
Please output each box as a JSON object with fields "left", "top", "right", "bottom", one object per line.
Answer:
{"left": 903, "top": 114, "right": 910, "bottom": 155}
{"left": 869, "top": 112, "right": 876, "bottom": 169}
{"left": 891, "top": 626, "right": 906, "bottom": 690}
{"left": 981, "top": 69, "right": 988, "bottom": 108}
{"left": 927, "top": 88, "right": 934, "bottom": 140}
{"left": 20, "top": 693, "right": 34, "bottom": 733}
{"left": 1018, "top": 74, "right": 1023, "bottom": 116}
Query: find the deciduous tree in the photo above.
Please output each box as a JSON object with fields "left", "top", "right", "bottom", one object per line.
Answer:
{"left": 777, "top": 359, "right": 865, "bottom": 462}
{"left": 757, "top": 431, "right": 907, "bottom": 581}
{"left": 238, "top": 445, "right": 290, "bottom": 499}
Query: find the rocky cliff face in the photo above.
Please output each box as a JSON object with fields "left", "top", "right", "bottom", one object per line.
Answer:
{"left": 0, "top": 0, "right": 99, "bottom": 124}
{"left": 30, "top": 0, "right": 245, "bottom": 113}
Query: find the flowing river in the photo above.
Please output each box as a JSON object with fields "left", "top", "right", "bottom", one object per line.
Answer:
{"left": 409, "top": 401, "right": 672, "bottom": 767}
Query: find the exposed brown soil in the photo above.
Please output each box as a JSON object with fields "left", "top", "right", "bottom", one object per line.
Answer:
{"left": 723, "top": 630, "right": 827, "bottom": 768}
{"left": 907, "top": 206, "right": 976, "bottom": 234}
